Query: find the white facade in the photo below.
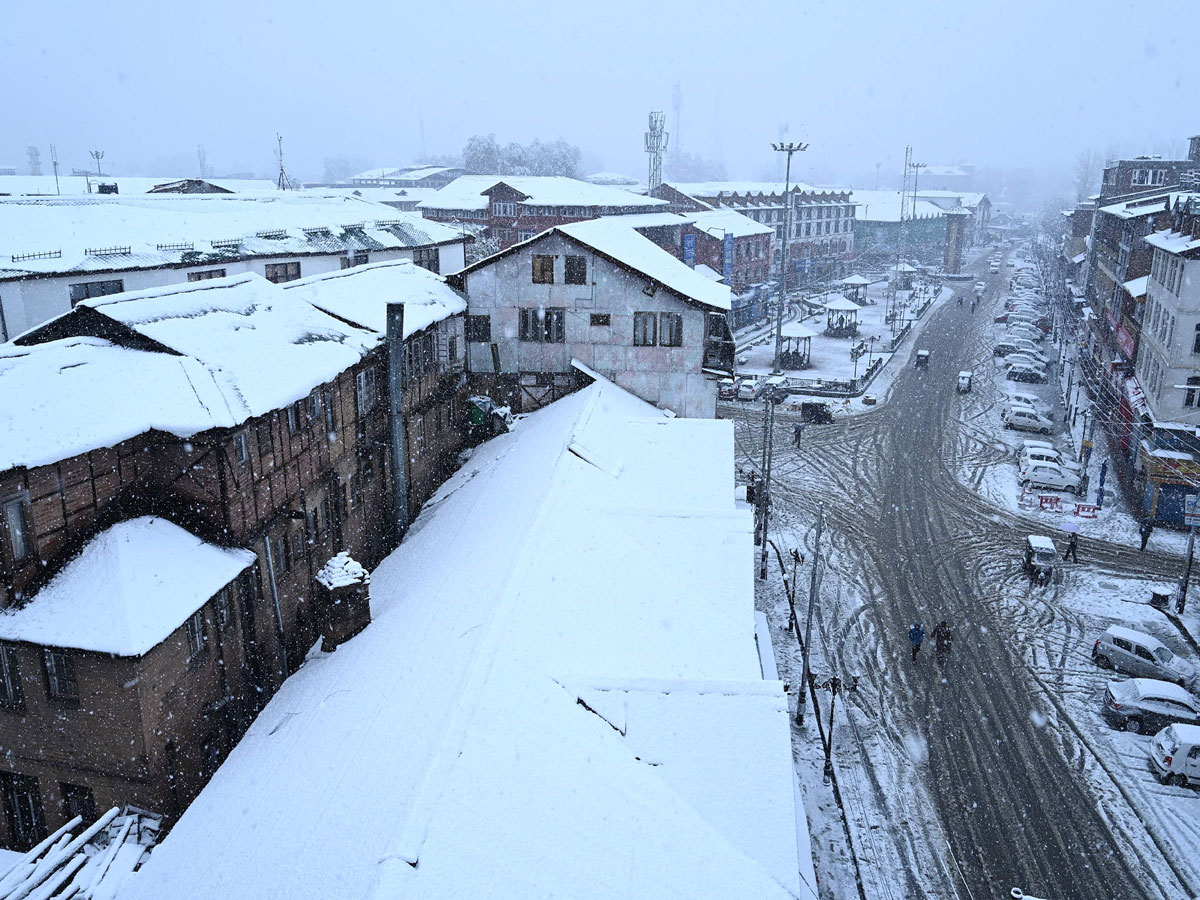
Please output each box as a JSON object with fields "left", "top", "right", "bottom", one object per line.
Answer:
{"left": 462, "top": 232, "right": 721, "bottom": 418}
{"left": 1136, "top": 244, "right": 1200, "bottom": 423}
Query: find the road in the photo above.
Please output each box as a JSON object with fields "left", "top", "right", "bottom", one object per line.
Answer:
{"left": 728, "top": 257, "right": 1196, "bottom": 900}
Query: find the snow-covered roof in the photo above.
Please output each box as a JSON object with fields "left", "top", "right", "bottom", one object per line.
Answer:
{"left": 0, "top": 517, "right": 254, "bottom": 655}
{"left": 840, "top": 273, "right": 872, "bottom": 285}
{"left": 1122, "top": 275, "right": 1149, "bottom": 298}
{"left": 780, "top": 321, "right": 818, "bottom": 339}
{"left": 1071, "top": 250, "right": 1088, "bottom": 264}
{"left": 615, "top": 212, "right": 696, "bottom": 230}
{"left": 0, "top": 336, "right": 237, "bottom": 471}
{"left": 418, "top": 175, "right": 666, "bottom": 212}
{"left": 557, "top": 218, "right": 731, "bottom": 311}
{"left": 1097, "top": 192, "right": 1179, "bottom": 219}
{"left": 300, "top": 185, "right": 439, "bottom": 206}
{"left": 849, "top": 190, "right": 946, "bottom": 222}
{"left": 1146, "top": 227, "right": 1200, "bottom": 256}
{"left": 73, "top": 273, "right": 378, "bottom": 420}
{"left": 1028, "top": 535, "right": 1056, "bottom": 552}
{"left": 695, "top": 263, "right": 724, "bottom": 282}
{"left": 666, "top": 181, "right": 833, "bottom": 198}
{"left": 689, "top": 208, "right": 774, "bottom": 239}
{"left": 0, "top": 194, "right": 462, "bottom": 280}
{"left": 281, "top": 259, "right": 466, "bottom": 337}
{"left": 120, "top": 375, "right": 804, "bottom": 900}
{"left": 585, "top": 171, "right": 641, "bottom": 185}
{"left": 0, "top": 174, "right": 279, "bottom": 197}
{"left": 822, "top": 295, "right": 859, "bottom": 311}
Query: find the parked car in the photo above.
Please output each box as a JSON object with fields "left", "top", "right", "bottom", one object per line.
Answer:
{"left": 718, "top": 378, "right": 738, "bottom": 400}
{"left": 1003, "top": 405, "right": 1054, "bottom": 433}
{"left": 736, "top": 377, "right": 764, "bottom": 401}
{"left": 1149, "top": 723, "right": 1200, "bottom": 787}
{"left": 1093, "top": 625, "right": 1198, "bottom": 687}
{"left": 1020, "top": 447, "right": 1081, "bottom": 474}
{"left": 1019, "top": 438, "right": 1056, "bottom": 455}
{"left": 1006, "top": 363, "right": 1049, "bottom": 384}
{"left": 1007, "top": 337, "right": 1048, "bottom": 358}
{"left": 1003, "top": 352, "right": 1050, "bottom": 372}
{"left": 1007, "top": 325, "right": 1048, "bottom": 344}
{"left": 1019, "top": 460, "right": 1081, "bottom": 492}
{"left": 1102, "top": 678, "right": 1200, "bottom": 734}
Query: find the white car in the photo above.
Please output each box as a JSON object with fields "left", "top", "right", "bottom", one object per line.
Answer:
{"left": 1003, "top": 351, "right": 1049, "bottom": 371}
{"left": 1005, "top": 362, "right": 1049, "bottom": 384}
{"left": 1003, "top": 405, "right": 1054, "bottom": 433}
{"left": 1007, "top": 338, "right": 1047, "bottom": 357}
{"left": 1020, "top": 447, "right": 1081, "bottom": 474}
{"left": 1007, "top": 393, "right": 1050, "bottom": 413}
{"left": 1019, "top": 461, "right": 1081, "bottom": 493}
{"left": 1007, "top": 325, "right": 1046, "bottom": 343}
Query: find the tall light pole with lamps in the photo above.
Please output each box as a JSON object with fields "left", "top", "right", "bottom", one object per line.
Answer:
{"left": 758, "top": 140, "right": 807, "bottom": 581}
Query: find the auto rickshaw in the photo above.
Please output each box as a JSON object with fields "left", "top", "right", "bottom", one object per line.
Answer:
{"left": 957, "top": 371, "right": 972, "bottom": 393}
{"left": 915, "top": 349, "right": 931, "bottom": 369}
{"left": 1022, "top": 535, "right": 1057, "bottom": 586}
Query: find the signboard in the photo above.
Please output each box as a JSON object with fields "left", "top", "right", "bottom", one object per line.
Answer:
{"left": 683, "top": 233, "right": 696, "bottom": 268}
{"left": 723, "top": 233, "right": 734, "bottom": 278}
{"left": 1186, "top": 494, "right": 1200, "bottom": 527}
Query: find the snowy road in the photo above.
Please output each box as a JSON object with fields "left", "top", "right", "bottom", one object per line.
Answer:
{"left": 728, "top": 258, "right": 1199, "bottom": 900}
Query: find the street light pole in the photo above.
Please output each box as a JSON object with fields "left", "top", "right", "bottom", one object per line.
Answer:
{"left": 758, "top": 141, "right": 807, "bottom": 581}
{"left": 796, "top": 505, "right": 824, "bottom": 725}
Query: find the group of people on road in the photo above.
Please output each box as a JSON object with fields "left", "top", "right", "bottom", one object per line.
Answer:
{"left": 909, "top": 620, "right": 952, "bottom": 662}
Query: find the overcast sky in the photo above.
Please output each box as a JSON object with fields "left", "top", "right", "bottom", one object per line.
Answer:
{"left": 1, "top": 0, "right": 1195, "bottom": 197}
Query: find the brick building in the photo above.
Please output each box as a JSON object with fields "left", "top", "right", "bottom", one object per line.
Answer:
{"left": 0, "top": 262, "right": 468, "bottom": 850}
{"left": 418, "top": 175, "right": 666, "bottom": 249}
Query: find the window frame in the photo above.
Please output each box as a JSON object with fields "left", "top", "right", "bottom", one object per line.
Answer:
{"left": 67, "top": 279, "right": 124, "bottom": 307}
{"left": 184, "top": 610, "right": 207, "bottom": 662}
{"left": 264, "top": 261, "right": 302, "bottom": 284}
{"left": 0, "top": 643, "right": 22, "bottom": 709}
{"left": 187, "top": 269, "right": 226, "bottom": 282}
{"left": 564, "top": 255, "right": 588, "bottom": 285}
{"left": 233, "top": 430, "right": 251, "bottom": 465}
{"left": 590, "top": 313, "right": 611, "bottom": 327}
{"left": 633, "top": 311, "right": 658, "bottom": 347}
{"left": 43, "top": 649, "right": 78, "bottom": 702}
{"left": 356, "top": 367, "right": 379, "bottom": 416}
{"left": 2, "top": 497, "right": 31, "bottom": 563}
{"left": 466, "top": 315, "right": 492, "bottom": 343}
{"left": 659, "top": 312, "right": 683, "bottom": 347}
{"left": 532, "top": 255, "right": 555, "bottom": 284}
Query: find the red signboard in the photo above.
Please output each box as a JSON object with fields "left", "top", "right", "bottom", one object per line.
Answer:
{"left": 1117, "top": 324, "right": 1136, "bottom": 359}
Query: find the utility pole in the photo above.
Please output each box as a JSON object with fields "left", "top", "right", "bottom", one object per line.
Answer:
{"left": 758, "top": 140, "right": 808, "bottom": 581}
{"left": 89, "top": 149, "right": 104, "bottom": 177}
{"left": 819, "top": 672, "right": 858, "bottom": 784}
{"left": 49, "top": 144, "right": 60, "bottom": 195}
{"left": 796, "top": 505, "right": 824, "bottom": 725}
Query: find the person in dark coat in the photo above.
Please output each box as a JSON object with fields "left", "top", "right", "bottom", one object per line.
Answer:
{"left": 1139, "top": 519, "right": 1154, "bottom": 552}
{"left": 909, "top": 621, "right": 925, "bottom": 661}
{"left": 1063, "top": 532, "right": 1079, "bottom": 562}
{"left": 932, "top": 620, "right": 952, "bottom": 658}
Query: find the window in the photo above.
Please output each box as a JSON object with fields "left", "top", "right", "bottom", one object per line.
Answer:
{"left": 633, "top": 312, "right": 657, "bottom": 346}
{"left": 323, "top": 388, "right": 336, "bottom": 435}
{"left": 61, "top": 783, "right": 96, "bottom": 825}
{"left": 340, "top": 253, "right": 369, "bottom": 269}
{"left": 590, "top": 313, "right": 611, "bottom": 327}
{"left": 492, "top": 201, "right": 517, "bottom": 217}
{"left": 291, "top": 528, "right": 304, "bottom": 561}
{"left": 272, "top": 534, "right": 288, "bottom": 575}
{"left": 0, "top": 644, "right": 22, "bottom": 709}
{"left": 413, "top": 246, "right": 440, "bottom": 272}
{"left": 565, "top": 255, "right": 587, "bottom": 285}
{"left": 233, "top": 430, "right": 250, "bottom": 465}
{"left": 185, "top": 610, "right": 207, "bottom": 661}
{"left": 287, "top": 404, "right": 301, "bottom": 435}
{"left": 214, "top": 586, "right": 233, "bottom": 630}
{"left": 532, "top": 255, "right": 555, "bottom": 284}
{"left": 356, "top": 368, "right": 379, "bottom": 415}
{"left": 68, "top": 279, "right": 124, "bottom": 307}
{"left": 307, "top": 390, "right": 322, "bottom": 423}
{"left": 43, "top": 649, "right": 77, "bottom": 700}
{"left": 3, "top": 497, "right": 30, "bottom": 563}
{"left": 1192, "top": 324, "right": 1200, "bottom": 355}
{"left": 187, "top": 269, "right": 226, "bottom": 282}
{"left": 467, "top": 315, "right": 491, "bottom": 343}
{"left": 659, "top": 312, "right": 683, "bottom": 347}
{"left": 1, "top": 773, "right": 46, "bottom": 851}
{"left": 264, "top": 262, "right": 301, "bottom": 284}
{"left": 416, "top": 416, "right": 425, "bottom": 455}
{"left": 519, "top": 307, "right": 565, "bottom": 342}
{"left": 447, "top": 335, "right": 458, "bottom": 364}
{"left": 517, "top": 230, "right": 536, "bottom": 242}
{"left": 1132, "top": 169, "right": 1165, "bottom": 186}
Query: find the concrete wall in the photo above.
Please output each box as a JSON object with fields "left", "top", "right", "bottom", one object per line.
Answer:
{"left": 463, "top": 232, "right": 716, "bottom": 417}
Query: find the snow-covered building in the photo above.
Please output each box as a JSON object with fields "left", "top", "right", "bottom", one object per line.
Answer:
{"left": 848, "top": 189, "right": 948, "bottom": 265}
{"left": 916, "top": 190, "right": 991, "bottom": 244}
{"left": 0, "top": 264, "right": 468, "bottom": 850}
{"left": 653, "top": 181, "right": 855, "bottom": 279}
{"left": 419, "top": 175, "right": 667, "bottom": 249}
{"left": 349, "top": 165, "right": 473, "bottom": 190}
{"left": 450, "top": 216, "right": 735, "bottom": 417}
{"left": 0, "top": 193, "right": 467, "bottom": 340}
{"left": 1124, "top": 193, "right": 1200, "bottom": 523}
{"left": 686, "top": 208, "right": 775, "bottom": 295}
{"left": 118, "top": 373, "right": 813, "bottom": 900}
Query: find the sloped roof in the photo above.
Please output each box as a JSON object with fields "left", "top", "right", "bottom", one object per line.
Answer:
{"left": 0, "top": 194, "right": 462, "bottom": 280}
{"left": 120, "top": 376, "right": 805, "bottom": 900}
{"left": 0, "top": 174, "right": 280, "bottom": 197}
{"left": 822, "top": 294, "right": 860, "bottom": 311}
{"left": 689, "top": 208, "right": 775, "bottom": 239}
{"left": 849, "top": 190, "right": 946, "bottom": 222}
{"left": 281, "top": 259, "right": 466, "bottom": 337}
{"left": 418, "top": 175, "right": 666, "bottom": 212}
{"left": 0, "top": 517, "right": 254, "bottom": 655}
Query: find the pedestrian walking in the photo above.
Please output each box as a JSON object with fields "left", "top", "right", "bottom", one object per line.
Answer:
{"left": 1139, "top": 518, "right": 1154, "bottom": 552}
{"left": 932, "top": 620, "right": 952, "bottom": 660}
{"left": 793, "top": 423, "right": 803, "bottom": 447}
{"left": 1063, "top": 532, "right": 1079, "bottom": 563}
{"left": 909, "top": 621, "right": 925, "bottom": 662}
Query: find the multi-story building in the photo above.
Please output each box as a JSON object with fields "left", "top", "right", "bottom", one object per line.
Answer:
{"left": 1123, "top": 192, "right": 1200, "bottom": 523}
{"left": 0, "top": 193, "right": 467, "bottom": 340}
{"left": 916, "top": 190, "right": 991, "bottom": 245}
{"left": 656, "top": 182, "right": 855, "bottom": 281}
{"left": 685, "top": 209, "right": 774, "bottom": 295}
{"left": 0, "top": 262, "right": 468, "bottom": 850}
{"left": 449, "top": 217, "right": 734, "bottom": 418}
{"left": 1095, "top": 139, "right": 1200, "bottom": 204}
{"left": 848, "top": 190, "right": 948, "bottom": 266}
{"left": 419, "top": 175, "right": 667, "bottom": 249}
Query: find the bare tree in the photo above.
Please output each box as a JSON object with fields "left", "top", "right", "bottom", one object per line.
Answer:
{"left": 1073, "top": 149, "right": 1103, "bottom": 202}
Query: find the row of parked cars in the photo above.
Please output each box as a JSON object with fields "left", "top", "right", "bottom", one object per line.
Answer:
{"left": 1092, "top": 625, "right": 1200, "bottom": 788}
{"left": 993, "top": 267, "right": 1053, "bottom": 385}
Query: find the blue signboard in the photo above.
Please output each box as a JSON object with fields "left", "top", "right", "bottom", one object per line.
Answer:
{"left": 683, "top": 233, "right": 696, "bottom": 268}
{"left": 723, "top": 233, "right": 734, "bottom": 278}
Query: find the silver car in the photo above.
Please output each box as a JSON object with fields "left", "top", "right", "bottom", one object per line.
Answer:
{"left": 1093, "top": 625, "right": 1198, "bottom": 688}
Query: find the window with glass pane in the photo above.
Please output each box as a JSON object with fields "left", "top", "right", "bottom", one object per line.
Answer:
{"left": 44, "top": 650, "right": 78, "bottom": 700}
{"left": 532, "top": 255, "right": 555, "bottom": 284}
{"left": 564, "top": 255, "right": 587, "bottom": 285}
{"left": 0, "top": 644, "right": 22, "bottom": 708}
{"left": 3, "top": 498, "right": 29, "bottom": 562}
{"left": 660, "top": 313, "right": 683, "bottom": 347}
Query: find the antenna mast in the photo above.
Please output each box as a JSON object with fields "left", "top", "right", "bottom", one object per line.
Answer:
{"left": 50, "top": 143, "right": 60, "bottom": 194}
{"left": 276, "top": 133, "right": 294, "bottom": 190}
{"left": 645, "top": 111, "right": 669, "bottom": 191}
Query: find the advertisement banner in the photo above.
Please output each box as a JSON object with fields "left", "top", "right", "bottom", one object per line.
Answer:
{"left": 723, "top": 233, "right": 734, "bottom": 278}
{"left": 683, "top": 233, "right": 696, "bottom": 268}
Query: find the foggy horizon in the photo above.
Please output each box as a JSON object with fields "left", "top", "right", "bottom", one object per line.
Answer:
{"left": 2, "top": 0, "right": 1196, "bottom": 205}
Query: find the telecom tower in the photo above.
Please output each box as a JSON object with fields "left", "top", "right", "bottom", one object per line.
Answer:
{"left": 276, "top": 133, "right": 294, "bottom": 190}
{"left": 645, "top": 111, "right": 668, "bottom": 191}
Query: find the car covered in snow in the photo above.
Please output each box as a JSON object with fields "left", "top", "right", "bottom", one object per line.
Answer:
{"left": 736, "top": 377, "right": 765, "bottom": 401}
{"left": 718, "top": 378, "right": 738, "bottom": 400}
{"left": 1102, "top": 678, "right": 1200, "bottom": 734}
{"left": 1002, "top": 351, "right": 1050, "bottom": 372}
{"left": 1005, "top": 363, "right": 1048, "bottom": 384}
{"left": 1149, "top": 723, "right": 1200, "bottom": 787}
{"left": 1018, "top": 460, "right": 1081, "bottom": 493}
{"left": 1093, "top": 625, "right": 1198, "bottom": 688}
{"left": 1019, "top": 447, "right": 1081, "bottom": 474}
